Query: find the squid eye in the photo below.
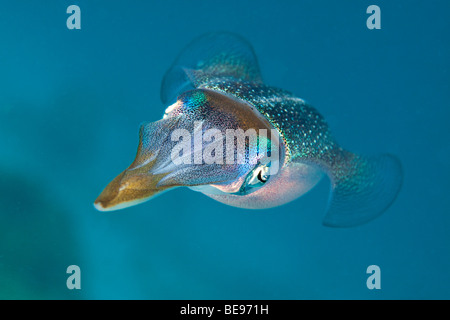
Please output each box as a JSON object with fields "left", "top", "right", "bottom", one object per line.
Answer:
{"left": 232, "top": 162, "right": 272, "bottom": 196}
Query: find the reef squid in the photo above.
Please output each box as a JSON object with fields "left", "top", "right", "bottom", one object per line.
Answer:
{"left": 94, "top": 32, "right": 402, "bottom": 227}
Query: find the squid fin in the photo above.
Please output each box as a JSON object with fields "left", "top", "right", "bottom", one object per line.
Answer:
{"left": 161, "top": 32, "right": 262, "bottom": 104}
{"left": 323, "top": 152, "right": 403, "bottom": 227}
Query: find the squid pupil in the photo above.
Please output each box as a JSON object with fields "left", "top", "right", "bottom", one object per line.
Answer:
{"left": 257, "top": 169, "right": 267, "bottom": 183}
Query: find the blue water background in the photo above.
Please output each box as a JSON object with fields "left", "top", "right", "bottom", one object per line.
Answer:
{"left": 0, "top": 0, "right": 449, "bottom": 299}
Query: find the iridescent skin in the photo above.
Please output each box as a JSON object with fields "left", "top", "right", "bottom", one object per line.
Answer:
{"left": 94, "top": 33, "right": 402, "bottom": 227}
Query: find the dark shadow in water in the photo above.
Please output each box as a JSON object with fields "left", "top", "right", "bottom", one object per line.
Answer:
{"left": 0, "top": 169, "right": 84, "bottom": 299}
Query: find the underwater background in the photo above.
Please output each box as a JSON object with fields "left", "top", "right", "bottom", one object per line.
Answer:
{"left": 0, "top": 0, "right": 449, "bottom": 299}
